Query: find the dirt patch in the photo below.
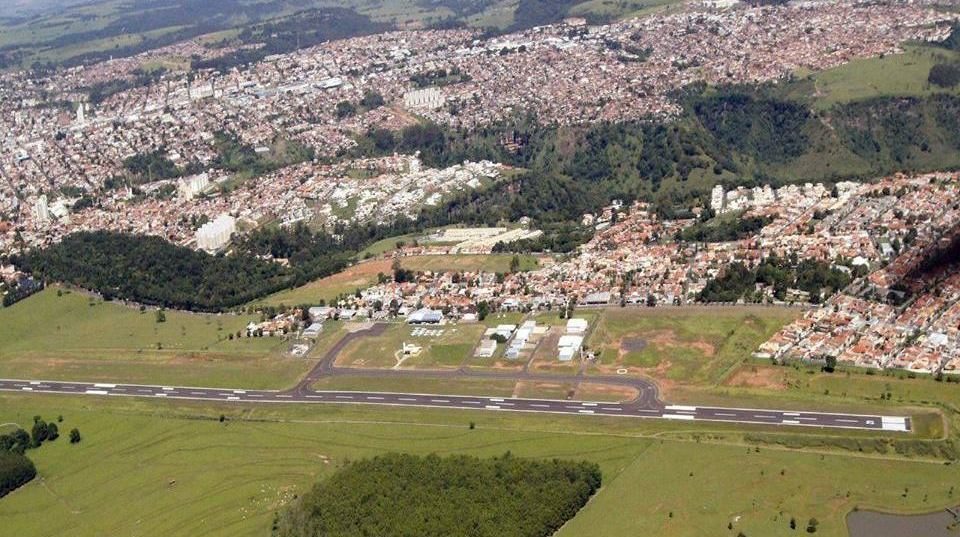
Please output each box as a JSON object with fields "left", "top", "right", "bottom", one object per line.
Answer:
{"left": 514, "top": 381, "right": 574, "bottom": 399}
{"left": 615, "top": 329, "right": 716, "bottom": 360}
{"left": 621, "top": 337, "right": 647, "bottom": 353}
{"left": 575, "top": 383, "right": 639, "bottom": 402}
{"left": 723, "top": 365, "right": 787, "bottom": 390}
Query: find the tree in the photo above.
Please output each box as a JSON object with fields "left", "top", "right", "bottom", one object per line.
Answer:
{"left": 156, "top": 309, "right": 166, "bottom": 323}
{"left": 509, "top": 255, "right": 521, "bottom": 273}
{"left": 476, "top": 301, "right": 490, "bottom": 321}
{"left": 359, "top": 90, "right": 385, "bottom": 110}
{"left": 335, "top": 100, "right": 357, "bottom": 119}
{"left": 806, "top": 518, "right": 819, "bottom": 533}
{"left": 790, "top": 517, "right": 797, "bottom": 530}
{"left": 46, "top": 423, "right": 59, "bottom": 442}
{"left": 30, "top": 419, "right": 49, "bottom": 447}
{"left": 823, "top": 355, "right": 837, "bottom": 373}
{"left": 69, "top": 428, "right": 82, "bottom": 444}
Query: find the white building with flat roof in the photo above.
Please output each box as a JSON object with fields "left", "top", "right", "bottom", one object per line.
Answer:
{"left": 179, "top": 173, "right": 211, "bottom": 199}
{"left": 566, "top": 318, "right": 588, "bottom": 334}
{"left": 403, "top": 87, "right": 445, "bottom": 110}
{"left": 196, "top": 213, "right": 236, "bottom": 252}
{"left": 558, "top": 334, "right": 583, "bottom": 362}
{"left": 33, "top": 195, "right": 50, "bottom": 224}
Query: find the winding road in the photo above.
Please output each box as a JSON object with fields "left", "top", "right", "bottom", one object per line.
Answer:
{"left": 0, "top": 324, "right": 911, "bottom": 433}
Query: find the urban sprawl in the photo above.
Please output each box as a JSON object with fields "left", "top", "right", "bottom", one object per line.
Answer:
{"left": 1, "top": 1, "right": 959, "bottom": 376}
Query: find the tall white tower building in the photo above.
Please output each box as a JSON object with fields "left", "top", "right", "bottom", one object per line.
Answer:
{"left": 196, "top": 214, "right": 236, "bottom": 252}
{"left": 34, "top": 195, "right": 50, "bottom": 223}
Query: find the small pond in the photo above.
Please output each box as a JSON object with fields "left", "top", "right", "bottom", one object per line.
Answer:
{"left": 847, "top": 507, "right": 960, "bottom": 537}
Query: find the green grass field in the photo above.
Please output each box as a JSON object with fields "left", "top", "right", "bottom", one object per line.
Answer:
{"left": 807, "top": 44, "right": 960, "bottom": 110}
{"left": 586, "top": 306, "right": 799, "bottom": 387}
{"left": 0, "top": 393, "right": 956, "bottom": 537}
{"left": 689, "top": 360, "right": 960, "bottom": 420}
{"left": 0, "top": 288, "right": 308, "bottom": 389}
{"left": 336, "top": 322, "right": 485, "bottom": 369}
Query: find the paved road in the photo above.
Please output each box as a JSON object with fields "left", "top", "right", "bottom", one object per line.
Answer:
{"left": 0, "top": 378, "right": 910, "bottom": 432}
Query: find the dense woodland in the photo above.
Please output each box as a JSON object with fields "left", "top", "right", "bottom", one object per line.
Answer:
{"left": 274, "top": 453, "right": 601, "bottom": 537}
{"left": 679, "top": 212, "right": 772, "bottom": 243}
{"left": 0, "top": 451, "right": 35, "bottom": 499}
{"left": 699, "top": 257, "right": 853, "bottom": 304}
{"left": 12, "top": 232, "right": 299, "bottom": 311}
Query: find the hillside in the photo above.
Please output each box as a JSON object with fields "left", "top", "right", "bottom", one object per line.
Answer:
{"left": 0, "top": 0, "right": 665, "bottom": 70}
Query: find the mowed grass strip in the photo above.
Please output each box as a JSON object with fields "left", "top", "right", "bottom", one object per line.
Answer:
{"left": 1, "top": 394, "right": 957, "bottom": 537}
{"left": 0, "top": 287, "right": 307, "bottom": 389}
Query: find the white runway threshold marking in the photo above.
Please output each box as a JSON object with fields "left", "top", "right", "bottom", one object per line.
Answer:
{"left": 85, "top": 390, "right": 109, "bottom": 395}
{"left": 665, "top": 405, "right": 697, "bottom": 412}
{"left": 881, "top": 416, "right": 909, "bottom": 431}
{"left": 662, "top": 414, "right": 695, "bottom": 420}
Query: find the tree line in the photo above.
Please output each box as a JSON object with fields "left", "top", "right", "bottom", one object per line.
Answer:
{"left": 274, "top": 452, "right": 602, "bottom": 537}
{"left": 699, "top": 256, "right": 852, "bottom": 304}
{"left": 0, "top": 415, "right": 81, "bottom": 499}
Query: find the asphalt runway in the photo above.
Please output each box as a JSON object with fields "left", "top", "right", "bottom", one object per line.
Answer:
{"left": 0, "top": 378, "right": 910, "bottom": 432}
{"left": 0, "top": 323, "right": 911, "bottom": 432}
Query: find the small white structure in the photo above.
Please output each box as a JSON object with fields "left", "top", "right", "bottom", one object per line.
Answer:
{"left": 582, "top": 292, "right": 611, "bottom": 305}
{"left": 196, "top": 213, "right": 236, "bottom": 252}
{"left": 408, "top": 308, "right": 443, "bottom": 324}
{"left": 402, "top": 342, "right": 423, "bottom": 356}
{"left": 308, "top": 306, "right": 334, "bottom": 321}
{"left": 558, "top": 335, "right": 584, "bottom": 362}
{"left": 302, "top": 322, "right": 323, "bottom": 339}
{"left": 403, "top": 87, "right": 445, "bottom": 110}
{"left": 475, "top": 339, "right": 497, "bottom": 358}
{"left": 566, "top": 318, "right": 588, "bottom": 334}
{"left": 494, "top": 324, "right": 517, "bottom": 340}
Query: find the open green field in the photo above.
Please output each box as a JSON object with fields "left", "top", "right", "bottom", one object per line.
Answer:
{"left": 0, "top": 393, "right": 956, "bottom": 537}
{"left": 806, "top": 44, "right": 960, "bottom": 110}
{"left": 335, "top": 322, "right": 486, "bottom": 369}
{"left": 0, "top": 287, "right": 312, "bottom": 389}
{"left": 689, "top": 360, "right": 960, "bottom": 419}
{"left": 586, "top": 306, "right": 800, "bottom": 388}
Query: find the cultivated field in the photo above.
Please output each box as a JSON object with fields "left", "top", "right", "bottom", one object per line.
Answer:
{"left": 0, "top": 394, "right": 955, "bottom": 537}
{"left": 0, "top": 287, "right": 323, "bottom": 389}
